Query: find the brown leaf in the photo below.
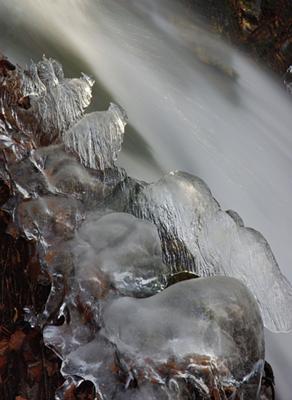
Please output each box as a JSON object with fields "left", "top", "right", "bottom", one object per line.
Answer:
{"left": 28, "top": 363, "right": 42, "bottom": 383}
{"left": 0, "top": 339, "right": 9, "bottom": 355}
{"left": 9, "top": 330, "right": 26, "bottom": 351}
{"left": 64, "top": 384, "right": 77, "bottom": 400}
{"left": 0, "top": 354, "right": 7, "bottom": 373}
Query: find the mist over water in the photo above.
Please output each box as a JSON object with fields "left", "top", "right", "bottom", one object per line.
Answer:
{"left": 0, "top": 0, "right": 292, "bottom": 398}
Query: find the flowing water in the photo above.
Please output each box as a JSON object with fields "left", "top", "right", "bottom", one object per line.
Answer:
{"left": 0, "top": 0, "right": 292, "bottom": 398}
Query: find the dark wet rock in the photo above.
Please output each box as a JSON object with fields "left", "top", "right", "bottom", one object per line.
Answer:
{"left": 284, "top": 66, "right": 292, "bottom": 94}
{"left": 184, "top": 0, "right": 292, "bottom": 75}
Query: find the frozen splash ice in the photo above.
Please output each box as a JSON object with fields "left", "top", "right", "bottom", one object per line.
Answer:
{"left": 63, "top": 103, "right": 127, "bottom": 170}
{"left": 0, "top": 56, "right": 94, "bottom": 146}
{"left": 131, "top": 171, "right": 292, "bottom": 332}
{"left": 0, "top": 54, "right": 289, "bottom": 398}
{"left": 131, "top": 172, "right": 218, "bottom": 276}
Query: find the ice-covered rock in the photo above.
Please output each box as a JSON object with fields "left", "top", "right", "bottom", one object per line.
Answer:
{"left": 7, "top": 143, "right": 119, "bottom": 209}
{"left": 72, "top": 212, "right": 167, "bottom": 297}
{"left": 32, "top": 145, "right": 111, "bottom": 204}
{"left": 61, "top": 277, "right": 264, "bottom": 399}
{"left": 1, "top": 54, "right": 285, "bottom": 399}
{"left": 16, "top": 195, "right": 83, "bottom": 244}
{"left": 21, "top": 57, "right": 94, "bottom": 144}
{"left": 0, "top": 56, "right": 94, "bottom": 146}
{"left": 132, "top": 171, "right": 292, "bottom": 332}
{"left": 104, "top": 277, "right": 264, "bottom": 376}
{"left": 0, "top": 56, "right": 128, "bottom": 176}
{"left": 44, "top": 211, "right": 167, "bottom": 377}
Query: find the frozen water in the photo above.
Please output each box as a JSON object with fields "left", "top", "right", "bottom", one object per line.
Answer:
{"left": 72, "top": 212, "right": 167, "bottom": 297}
{"left": 16, "top": 195, "right": 83, "bottom": 244}
{"left": 200, "top": 208, "right": 292, "bottom": 333}
{"left": 101, "top": 277, "right": 264, "bottom": 398}
{"left": 1, "top": 55, "right": 127, "bottom": 177}
{"left": 25, "top": 57, "right": 94, "bottom": 144}
{"left": 132, "top": 171, "right": 218, "bottom": 276}
{"left": 0, "top": 56, "right": 94, "bottom": 146}
{"left": 132, "top": 171, "right": 292, "bottom": 332}
{"left": 44, "top": 211, "right": 168, "bottom": 387}
{"left": 104, "top": 277, "right": 264, "bottom": 371}
{"left": 60, "top": 337, "right": 121, "bottom": 399}
{"left": 51, "top": 277, "right": 264, "bottom": 399}
{"left": 1, "top": 52, "right": 289, "bottom": 398}
{"left": 32, "top": 145, "right": 110, "bottom": 205}
{"left": 63, "top": 103, "right": 127, "bottom": 170}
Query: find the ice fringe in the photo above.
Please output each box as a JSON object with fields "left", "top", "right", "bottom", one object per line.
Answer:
{"left": 131, "top": 171, "right": 292, "bottom": 332}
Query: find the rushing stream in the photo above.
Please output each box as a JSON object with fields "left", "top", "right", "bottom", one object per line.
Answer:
{"left": 0, "top": 0, "right": 292, "bottom": 399}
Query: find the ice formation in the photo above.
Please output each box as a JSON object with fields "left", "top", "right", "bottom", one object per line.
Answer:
{"left": 63, "top": 104, "right": 127, "bottom": 170}
{"left": 131, "top": 171, "right": 292, "bottom": 332}
{"left": 72, "top": 212, "right": 168, "bottom": 297}
{"left": 0, "top": 55, "right": 290, "bottom": 398}
{"left": 104, "top": 277, "right": 264, "bottom": 388}
{"left": 0, "top": 57, "right": 93, "bottom": 147}
{"left": 58, "top": 277, "right": 264, "bottom": 400}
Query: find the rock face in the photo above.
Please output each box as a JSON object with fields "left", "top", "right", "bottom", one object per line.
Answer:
{"left": 0, "top": 54, "right": 284, "bottom": 399}
{"left": 184, "top": 0, "right": 292, "bottom": 75}
{"left": 284, "top": 66, "right": 292, "bottom": 94}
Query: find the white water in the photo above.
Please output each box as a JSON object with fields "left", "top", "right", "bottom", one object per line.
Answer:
{"left": 0, "top": 0, "right": 292, "bottom": 398}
